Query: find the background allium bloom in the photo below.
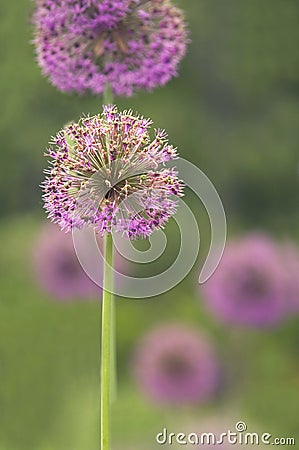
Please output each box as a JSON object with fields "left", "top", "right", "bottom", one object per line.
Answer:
{"left": 33, "top": 0, "right": 188, "bottom": 96}
{"left": 132, "top": 324, "right": 219, "bottom": 404}
{"left": 43, "top": 105, "right": 183, "bottom": 239}
{"left": 33, "top": 223, "right": 101, "bottom": 300}
{"left": 202, "top": 234, "right": 289, "bottom": 328}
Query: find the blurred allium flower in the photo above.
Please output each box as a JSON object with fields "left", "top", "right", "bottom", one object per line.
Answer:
{"left": 132, "top": 324, "right": 219, "bottom": 404}
{"left": 33, "top": 0, "right": 188, "bottom": 96}
{"left": 281, "top": 242, "right": 299, "bottom": 313}
{"left": 202, "top": 234, "right": 290, "bottom": 328}
{"left": 33, "top": 223, "right": 101, "bottom": 300}
{"left": 43, "top": 105, "right": 183, "bottom": 239}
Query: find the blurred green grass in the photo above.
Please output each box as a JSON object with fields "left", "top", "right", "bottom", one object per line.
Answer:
{"left": 1, "top": 0, "right": 299, "bottom": 230}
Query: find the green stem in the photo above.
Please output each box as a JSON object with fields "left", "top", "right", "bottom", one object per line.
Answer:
{"left": 101, "top": 233, "right": 114, "bottom": 450}
{"left": 110, "top": 279, "right": 117, "bottom": 403}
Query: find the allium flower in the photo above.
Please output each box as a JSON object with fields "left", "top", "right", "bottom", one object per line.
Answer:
{"left": 33, "top": 223, "right": 101, "bottom": 300}
{"left": 33, "top": 0, "right": 188, "bottom": 96}
{"left": 201, "top": 234, "right": 289, "bottom": 328}
{"left": 43, "top": 105, "right": 183, "bottom": 239}
{"left": 132, "top": 324, "right": 219, "bottom": 404}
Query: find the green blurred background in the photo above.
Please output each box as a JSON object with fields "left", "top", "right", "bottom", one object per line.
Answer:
{"left": 1, "top": 0, "right": 299, "bottom": 449}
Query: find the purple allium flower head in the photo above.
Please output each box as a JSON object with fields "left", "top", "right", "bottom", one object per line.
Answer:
{"left": 33, "top": 0, "right": 188, "bottom": 96}
{"left": 132, "top": 324, "right": 219, "bottom": 404}
{"left": 43, "top": 105, "right": 183, "bottom": 239}
{"left": 33, "top": 222, "right": 101, "bottom": 300}
{"left": 202, "top": 234, "right": 289, "bottom": 328}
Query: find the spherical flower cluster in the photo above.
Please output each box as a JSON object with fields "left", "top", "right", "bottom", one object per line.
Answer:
{"left": 281, "top": 242, "right": 299, "bottom": 313}
{"left": 201, "top": 234, "right": 299, "bottom": 328}
{"left": 33, "top": 0, "right": 188, "bottom": 96}
{"left": 43, "top": 105, "right": 183, "bottom": 239}
{"left": 33, "top": 222, "right": 101, "bottom": 300}
{"left": 132, "top": 323, "right": 219, "bottom": 404}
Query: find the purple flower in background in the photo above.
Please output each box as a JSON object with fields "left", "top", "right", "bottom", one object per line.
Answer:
{"left": 132, "top": 324, "right": 219, "bottom": 404}
{"left": 33, "top": 223, "right": 101, "bottom": 300}
{"left": 33, "top": 0, "right": 188, "bottom": 96}
{"left": 43, "top": 105, "right": 183, "bottom": 239}
{"left": 281, "top": 242, "right": 299, "bottom": 313}
{"left": 201, "top": 234, "right": 289, "bottom": 328}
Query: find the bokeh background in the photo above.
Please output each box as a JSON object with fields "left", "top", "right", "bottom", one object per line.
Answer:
{"left": 1, "top": 0, "right": 299, "bottom": 449}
